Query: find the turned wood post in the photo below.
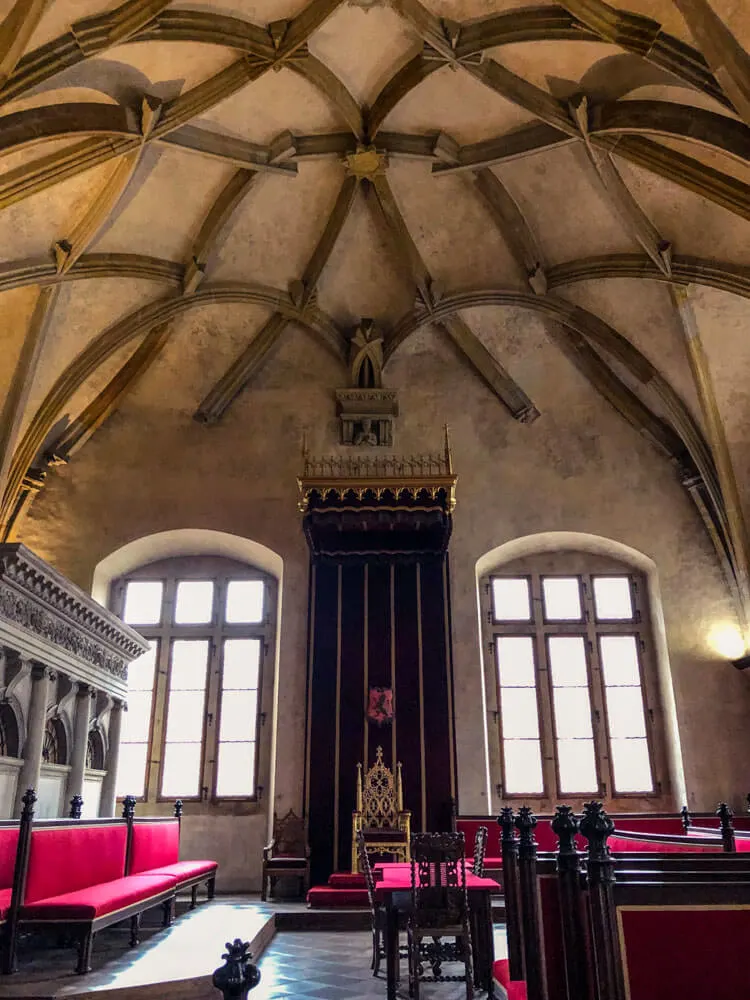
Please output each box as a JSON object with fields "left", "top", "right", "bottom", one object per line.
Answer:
{"left": 499, "top": 807, "right": 524, "bottom": 981}
{"left": 717, "top": 802, "right": 736, "bottom": 852}
{"left": 552, "top": 805, "right": 590, "bottom": 1000}
{"left": 69, "top": 795, "right": 83, "bottom": 819}
{"left": 4, "top": 788, "right": 36, "bottom": 974}
{"left": 580, "top": 802, "right": 624, "bottom": 1000}
{"left": 122, "top": 794, "right": 136, "bottom": 875}
{"left": 680, "top": 805, "right": 691, "bottom": 831}
{"left": 515, "top": 806, "right": 544, "bottom": 1000}
{"left": 212, "top": 939, "right": 260, "bottom": 998}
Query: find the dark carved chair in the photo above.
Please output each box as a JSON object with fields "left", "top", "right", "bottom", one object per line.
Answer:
{"left": 261, "top": 809, "right": 310, "bottom": 901}
{"left": 407, "top": 832, "right": 474, "bottom": 999}
{"left": 356, "top": 828, "right": 408, "bottom": 977}
{"left": 472, "top": 825, "right": 488, "bottom": 878}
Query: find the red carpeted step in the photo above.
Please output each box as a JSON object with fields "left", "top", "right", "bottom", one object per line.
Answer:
{"left": 492, "top": 959, "right": 527, "bottom": 1000}
{"left": 328, "top": 872, "right": 367, "bottom": 889}
{"left": 306, "top": 886, "right": 369, "bottom": 908}
{"left": 508, "top": 984, "right": 527, "bottom": 999}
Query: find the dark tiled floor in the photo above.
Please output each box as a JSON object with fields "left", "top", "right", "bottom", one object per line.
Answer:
{"left": 253, "top": 929, "right": 508, "bottom": 1000}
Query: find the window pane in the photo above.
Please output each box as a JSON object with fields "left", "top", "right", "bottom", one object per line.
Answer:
{"left": 219, "top": 690, "right": 258, "bottom": 741}
{"left": 123, "top": 581, "right": 163, "bottom": 625}
{"left": 542, "top": 577, "right": 582, "bottom": 621}
{"left": 116, "top": 743, "right": 148, "bottom": 799}
{"left": 557, "top": 739, "right": 598, "bottom": 793}
{"left": 127, "top": 643, "right": 157, "bottom": 691}
{"left": 496, "top": 636, "right": 535, "bottom": 687}
{"left": 170, "top": 640, "right": 209, "bottom": 689}
{"left": 593, "top": 577, "right": 634, "bottom": 620}
{"left": 553, "top": 688, "right": 594, "bottom": 739}
{"left": 600, "top": 636, "right": 641, "bottom": 686}
{"left": 223, "top": 638, "right": 261, "bottom": 690}
{"left": 500, "top": 688, "right": 540, "bottom": 739}
{"left": 503, "top": 740, "right": 544, "bottom": 794}
{"left": 216, "top": 742, "right": 256, "bottom": 797}
{"left": 610, "top": 738, "right": 653, "bottom": 793}
{"left": 548, "top": 636, "right": 588, "bottom": 686}
{"left": 122, "top": 692, "right": 153, "bottom": 743}
{"left": 175, "top": 580, "right": 214, "bottom": 624}
{"left": 492, "top": 578, "right": 531, "bottom": 621}
{"left": 225, "top": 580, "right": 264, "bottom": 624}
{"left": 161, "top": 742, "right": 202, "bottom": 797}
{"left": 165, "top": 691, "right": 206, "bottom": 742}
{"left": 605, "top": 687, "right": 647, "bottom": 738}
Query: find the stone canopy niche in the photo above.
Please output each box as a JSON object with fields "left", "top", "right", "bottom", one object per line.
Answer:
{"left": 299, "top": 437, "right": 458, "bottom": 885}
{"left": 336, "top": 320, "right": 398, "bottom": 448}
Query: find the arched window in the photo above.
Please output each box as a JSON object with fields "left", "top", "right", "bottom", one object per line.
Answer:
{"left": 0, "top": 703, "right": 19, "bottom": 758}
{"left": 86, "top": 729, "right": 105, "bottom": 770}
{"left": 480, "top": 549, "right": 670, "bottom": 810}
{"left": 110, "top": 554, "right": 276, "bottom": 803}
{"left": 42, "top": 718, "right": 68, "bottom": 765}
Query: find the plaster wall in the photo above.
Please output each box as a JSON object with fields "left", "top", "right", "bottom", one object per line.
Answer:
{"left": 17, "top": 317, "right": 750, "bottom": 888}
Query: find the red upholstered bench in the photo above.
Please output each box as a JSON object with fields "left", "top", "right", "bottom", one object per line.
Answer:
{"left": 492, "top": 958, "right": 528, "bottom": 1000}
{"left": 0, "top": 825, "right": 19, "bottom": 924}
{"left": 128, "top": 819, "right": 217, "bottom": 907}
{"left": 5, "top": 818, "right": 177, "bottom": 975}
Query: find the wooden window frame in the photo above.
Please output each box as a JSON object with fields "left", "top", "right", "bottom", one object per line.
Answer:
{"left": 110, "top": 557, "right": 275, "bottom": 806}
{"left": 483, "top": 557, "right": 667, "bottom": 811}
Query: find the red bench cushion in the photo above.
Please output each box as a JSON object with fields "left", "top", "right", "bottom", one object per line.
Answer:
{"left": 133, "top": 860, "right": 217, "bottom": 883}
{"left": 0, "top": 828, "right": 19, "bottom": 889}
{"left": 25, "top": 824, "right": 128, "bottom": 903}
{"left": 129, "top": 821, "right": 180, "bottom": 875}
{"left": 20, "top": 874, "right": 176, "bottom": 921}
{"left": 0, "top": 887, "right": 11, "bottom": 920}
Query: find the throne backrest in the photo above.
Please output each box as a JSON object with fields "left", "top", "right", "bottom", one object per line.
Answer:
{"left": 360, "top": 746, "right": 400, "bottom": 829}
{"left": 272, "top": 809, "right": 307, "bottom": 856}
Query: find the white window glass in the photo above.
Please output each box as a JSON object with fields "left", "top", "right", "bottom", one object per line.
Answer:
{"left": 610, "top": 739, "right": 653, "bottom": 793}
{"left": 123, "top": 581, "right": 163, "bottom": 625}
{"left": 492, "top": 578, "right": 531, "bottom": 621}
{"left": 548, "top": 636, "right": 597, "bottom": 793}
{"left": 225, "top": 580, "right": 264, "bottom": 624}
{"left": 501, "top": 688, "right": 540, "bottom": 739}
{"left": 215, "top": 638, "right": 259, "bottom": 797}
{"left": 557, "top": 739, "right": 598, "bottom": 793}
{"left": 175, "top": 580, "right": 214, "bottom": 624}
{"left": 161, "top": 640, "right": 209, "bottom": 797}
{"left": 216, "top": 742, "right": 256, "bottom": 798}
{"left": 600, "top": 636, "right": 641, "bottom": 685}
{"left": 593, "top": 577, "right": 633, "bottom": 620}
{"left": 503, "top": 740, "right": 544, "bottom": 795}
{"left": 542, "top": 577, "right": 582, "bottom": 620}
{"left": 117, "top": 642, "right": 157, "bottom": 799}
{"left": 605, "top": 688, "right": 647, "bottom": 738}
{"left": 496, "top": 636, "right": 535, "bottom": 687}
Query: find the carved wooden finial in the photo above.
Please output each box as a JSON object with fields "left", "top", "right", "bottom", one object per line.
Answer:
{"left": 680, "top": 804, "right": 691, "bottom": 831}
{"left": 69, "top": 795, "right": 83, "bottom": 819}
{"left": 498, "top": 806, "right": 516, "bottom": 842}
{"left": 212, "top": 939, "right": 260, "bottom": 998}
{"left": 21, "top": 787, "right": 37, "bottom": 820}
{"left": 579, "top": 801, "right": 614, "bottom": 860}
{"left": 174, "top": 799, "right": 184, "bottom": 820}
{"left": 551, "top": 805, "right": 579, "bottom": 855}
{"left": 122, "top": 795, "right": 137, "bottom": 820}
{"left": 514, "top": 805, "right": 537, "bottom": 848}
{"left": 717, "top": 802, "right": 735, "bottom": 851}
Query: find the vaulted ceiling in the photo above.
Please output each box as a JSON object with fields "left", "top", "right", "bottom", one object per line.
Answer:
{"left": 2, "top": 0, "right": 750, "bottom": 617}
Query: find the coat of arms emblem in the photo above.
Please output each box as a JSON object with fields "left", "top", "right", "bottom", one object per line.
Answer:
{"left": 367, "top": 686, "right": 394, "bottom": 726}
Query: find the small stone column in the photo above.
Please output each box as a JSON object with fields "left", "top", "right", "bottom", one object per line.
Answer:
{"left": 66, "top": 683, "right": 93, "bottom": 808}
{"left": 99, "top": 699, "right": 124, "bottom": 817}
{"left": 14, "top": 663, "right": 52, "bottom": 816}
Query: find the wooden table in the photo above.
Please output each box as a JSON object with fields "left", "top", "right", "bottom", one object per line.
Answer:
{"left": 373, "top": 865, "right": 500, "bottom": 999}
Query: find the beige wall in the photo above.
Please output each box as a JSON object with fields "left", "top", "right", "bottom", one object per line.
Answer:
{"left": 16, "top": 313, "right": 750, "bottom": 888}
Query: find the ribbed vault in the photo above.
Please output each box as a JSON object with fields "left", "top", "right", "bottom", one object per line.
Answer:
{"left": 2, "top": 0, "right": 750, "bottom": 622}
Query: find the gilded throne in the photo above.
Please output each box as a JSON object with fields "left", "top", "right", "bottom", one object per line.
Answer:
{"left": 352, "top": 745, "right": 411, "bottom": 873}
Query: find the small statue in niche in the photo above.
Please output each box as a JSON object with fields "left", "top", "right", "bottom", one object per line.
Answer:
{"left": 336, "top": 319, "right": 399, "bottom": 447}
{"left": 353, "top": 418, "right": 378, "bottom": 447}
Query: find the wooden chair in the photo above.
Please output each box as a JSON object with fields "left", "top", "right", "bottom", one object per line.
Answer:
{"left": 407, "top": 831, "right": 474, "bottom": 1000}
{"left": 352, "top": 745, "right": 411, "bottom": 873}
{"left": 472, "top": 825, "right": 488, "bottom": 878}
{"left": 261, "top": 809, "right": 310, "bottom": 901}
